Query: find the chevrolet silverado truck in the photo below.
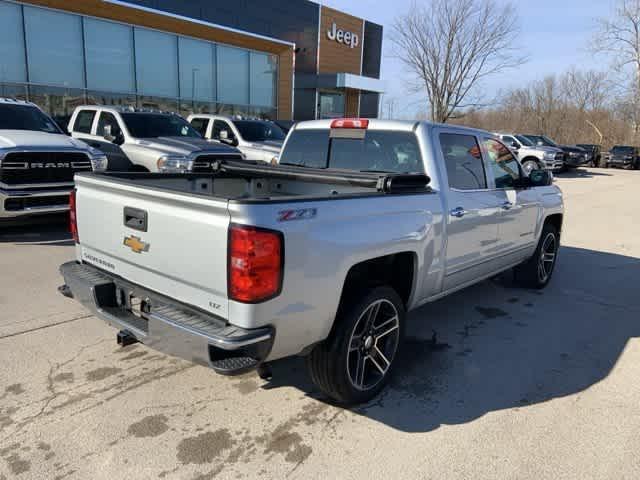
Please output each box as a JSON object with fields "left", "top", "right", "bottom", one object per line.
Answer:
{"left": 59, "top": 119, "right": 564, "bottom": 404}
{"left": 0, "top": 98, "right": 107, "bottom": 221}
{"left": 68, "top": 106, "right": 243, "bottom": 173}
{"left": 495, "top": 133, "right": 564, "bottom": 173}
{"left": 187, "top": 114, "right": 285, "bottom": 163}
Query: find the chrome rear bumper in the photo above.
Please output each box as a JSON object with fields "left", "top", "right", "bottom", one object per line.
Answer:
{"left": 59, "top": 261, "right": 274, "bottom": 375}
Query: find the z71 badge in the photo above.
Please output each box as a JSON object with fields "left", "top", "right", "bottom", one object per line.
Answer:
{"left": 277, "top": 208, "right": 317, "bottom": 222}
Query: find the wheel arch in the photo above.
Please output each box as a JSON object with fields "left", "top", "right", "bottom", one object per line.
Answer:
{"left": 338, "top": 251, "right": 418, "bottom": 312}
{"left": 544, "top": 213, "right": 563, "bottom": 237}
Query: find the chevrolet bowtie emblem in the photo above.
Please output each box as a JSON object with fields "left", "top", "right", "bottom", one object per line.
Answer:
{"left": 123, "top": 235, "right": 150, "bottom": 254}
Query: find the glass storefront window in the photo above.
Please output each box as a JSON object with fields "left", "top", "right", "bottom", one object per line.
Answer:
{"left": 137, "top": 96, "right": 179, "bottom": 113}
{"left": 250, "top": 53, "right": 277, "bottom": 108}
{"left": 1, "top": 3, "right": 281, "bottom": 123}
{"left": 0, "top": 1, "right": 27, "bottom": 83}
{"left": 179, "top": 37, "right": 215, "bottom": 102}
{"left": 86, "top": 91, "right": 136, "bottom": 108}
{"left": 28, "top": 85, "right": 86, "bottom": 131}
{"left": 217, "top": 46, "right": 249, "bottom": 106}
{"left": 84, "top": 18, "right": 135, "bottom": 94}
{"left": 134, "top": 28, "right": 178, "bottom": 98}
{"left": 24, "top": 6, "right": 85, "bottom": 88}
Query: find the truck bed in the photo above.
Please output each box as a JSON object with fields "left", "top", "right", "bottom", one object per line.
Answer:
{"left": 81, "top": 160, "right": 431, "bottom": 203}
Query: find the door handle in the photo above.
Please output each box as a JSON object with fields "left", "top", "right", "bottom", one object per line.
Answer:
{"left": 450, "top": 207, "right": 467, "bottom": 218}
{"left": 501, "top": 201, "right": 513, "bottom": 210}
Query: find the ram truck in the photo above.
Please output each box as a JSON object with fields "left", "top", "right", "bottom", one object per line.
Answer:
{"left": 187, "top": 114, "right": 285, "bottom": 163}
{"left": 59, "top": 119, "right": 564, "bottom": 404}
{"left": 68, "top": 106, "right": 243, "bottom": 173}
{"left": 495, "top": 133, "right": 564, "bottom": 173}
{"left": 0, "top": 98, "right": 107, "bottom": 220}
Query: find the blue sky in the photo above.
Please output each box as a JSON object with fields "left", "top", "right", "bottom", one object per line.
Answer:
{"left": 319, "top": 0, "right": 615, "bottom": 118}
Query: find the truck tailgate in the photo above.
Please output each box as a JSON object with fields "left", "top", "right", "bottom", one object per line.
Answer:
{"left": 74, "top": 175, "right": 230, "bottom": 319}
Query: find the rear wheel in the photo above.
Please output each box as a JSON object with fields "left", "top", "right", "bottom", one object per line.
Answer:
{"left": 514, "top": 223, "right": 559, "bottom": 289}
{"left": 307, "top": 286, "right": 405, "bottom": 405}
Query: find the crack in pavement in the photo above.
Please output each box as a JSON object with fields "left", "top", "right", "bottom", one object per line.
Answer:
{"left": 0, "top": 315, "right": 93, "bottom": 340}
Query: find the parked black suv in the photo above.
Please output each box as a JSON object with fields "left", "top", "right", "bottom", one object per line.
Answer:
{"left": 523, "top": 135, "right": 588, "bottom": 169}
{"left": 607, "top": 145, "right": 640, "bottom": 170}
{"left": 576, "top": 144, "right": 602, "bottom": 167}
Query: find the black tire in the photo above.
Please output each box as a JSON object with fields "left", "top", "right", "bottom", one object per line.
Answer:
{"left": 129, "top": 165, "right": 150, "bottom": 172}
{"left": 307, "top": 286, "right": 405, "bottom": 405}
{"left": 514, "top": 223, "right": 559, "bottom": 289}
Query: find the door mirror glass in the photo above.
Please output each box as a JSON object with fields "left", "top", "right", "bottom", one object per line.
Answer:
{"left": 529, "top": 169, "right": 552, "bottom": 187}
{"left": 102, "top": 124, "right": 115, "bottom": 142}
{"left": 510, "top": 141, "right": 519, "bottom": 149}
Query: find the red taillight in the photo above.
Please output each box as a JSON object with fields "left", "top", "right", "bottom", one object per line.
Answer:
{"left": 330, "top": 118, "right": 369, "bottom": 129}
{"left": 69, "top": 189, "right": 79, "bottom": 243}
{"left": 228, "top": 225, "right": 283, "bottom": 303}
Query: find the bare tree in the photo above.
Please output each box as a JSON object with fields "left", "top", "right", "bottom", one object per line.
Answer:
{"left": 390, "top": 0, "right": 525, "bottom": 123}
{"left": 593, "top": 0, "right": 640, "bottom": 135}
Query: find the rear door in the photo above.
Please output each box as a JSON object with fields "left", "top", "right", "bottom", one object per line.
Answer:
{"left": 436, "top": 131, "right": 504, "bottom": 291}
{"left": 482, "top": 137, "right": 541, "bottom": 263}
{"left": 75, "top": 175, "right": 231, "bottom": 318}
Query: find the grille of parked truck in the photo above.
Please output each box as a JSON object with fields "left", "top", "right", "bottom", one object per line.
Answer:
{"left": 522, "top": 134, "right": 588, "bottom": 168}
{"left": 187, "top": 114, "right": 285, "bottom": 163}
{"left": 0, "top": 98, "right": 107, "bottom": 220}
{"left": 58, "top": 119, "right": 564, "bottom": 404}
{"left": 606, "top": 145, "right": 640, "bottom": 169}
{"left": 68, "top": 106, "right": 244, "bottom": 173}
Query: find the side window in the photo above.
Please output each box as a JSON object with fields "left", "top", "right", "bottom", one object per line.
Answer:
{"left": 211, "top": 120, "right": 235, "bottom": 140}
{"left": 439, "top": 133, "right": 487, "bottom": 190}
{"left": 190, "top": 118, "right": 209, "bottom": 137}
{"left": 72, "top": 110, "right": 96, "bottom": 134}
{"left": 502, "top": 135, "right": 518, "bottom": 147}
{"left": 483, "top": 138, "right": 522, "bottom": 189}
{"left": 97, "top": 112, "right": 122, "bottom": 138}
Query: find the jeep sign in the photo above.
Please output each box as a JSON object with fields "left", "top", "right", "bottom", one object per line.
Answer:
{"left": 327, "top": 22, "right": 359, "bottom": 49}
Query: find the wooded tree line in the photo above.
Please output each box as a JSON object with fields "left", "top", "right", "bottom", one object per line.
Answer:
{"left": 452, "top": 69, "right": 638, "bottom": 148}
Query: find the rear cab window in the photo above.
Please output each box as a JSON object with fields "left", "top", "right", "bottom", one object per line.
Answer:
{"left": 279, "top": 129, "right": 424, "bottom": 174}
{"left": 190, "top": 117, "right": 209, "bottom": 137}
{"left": 72, "top": 109, "right": 96, "bottom": 134}
{"left": 438, "top": 133, "right": 487, "bottom": 190}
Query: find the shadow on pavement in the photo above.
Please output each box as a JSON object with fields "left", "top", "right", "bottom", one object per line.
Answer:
{"left": 266, "top": 246, "right": 640, "bottom": 432}
{"left": 556, "top": 168, "right": 612, "bottom": 178}
{"left": 0, "top": 215, "right": 73, "bottom": 246}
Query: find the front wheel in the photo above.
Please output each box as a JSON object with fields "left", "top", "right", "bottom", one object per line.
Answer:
{"left": 514, "top": 223, "right": 559, "bottom": 289}
{"left": 307, "top": 286, "right": 405, "bottom": 405}
{"left": 522, "top": 160, "right": 541, "bottom": 175}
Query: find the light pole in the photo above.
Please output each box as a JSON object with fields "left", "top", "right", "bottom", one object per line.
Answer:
{"left": 191, "top": 68, "right": 199, "bottom": 111}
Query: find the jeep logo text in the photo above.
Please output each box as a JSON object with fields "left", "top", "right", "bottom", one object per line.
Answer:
{"left": 327, "top": 22, "right": 359, "bottom": 49}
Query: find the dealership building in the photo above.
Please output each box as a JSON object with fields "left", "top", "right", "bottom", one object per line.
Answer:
{"left": 0, "top": 0, "right": 383, "bottom": 125}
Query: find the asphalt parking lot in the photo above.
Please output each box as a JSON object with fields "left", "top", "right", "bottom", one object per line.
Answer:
{"left": 1, "top": 167, "right": 639, "bottom": 480}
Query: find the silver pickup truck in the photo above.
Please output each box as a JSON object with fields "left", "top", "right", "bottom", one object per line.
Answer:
{"left": 59, "top": 119, "right": 564, "bottom": 404}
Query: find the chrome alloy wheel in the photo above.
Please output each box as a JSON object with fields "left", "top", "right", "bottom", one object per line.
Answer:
{"left": 538, "top": 232, "right": 557, "bottom": 283}
{"left": 523, "top": 161, "right": 539, "bottom": 175}
{"left": 347, "top": 299, "right": 400, "bottom": 391}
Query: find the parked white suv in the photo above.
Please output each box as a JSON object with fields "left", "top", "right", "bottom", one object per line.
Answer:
{"left": 0, "top": 98, "right": 107, "bottom": 220}
{"left": 68, "top": 107, "right": 243, "bottom": 173}
{"left": 187, "top": 115, "right": 285, "bottom": 163}
{"left": 495, "top": 133, "right": 565, "bottom": 173}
